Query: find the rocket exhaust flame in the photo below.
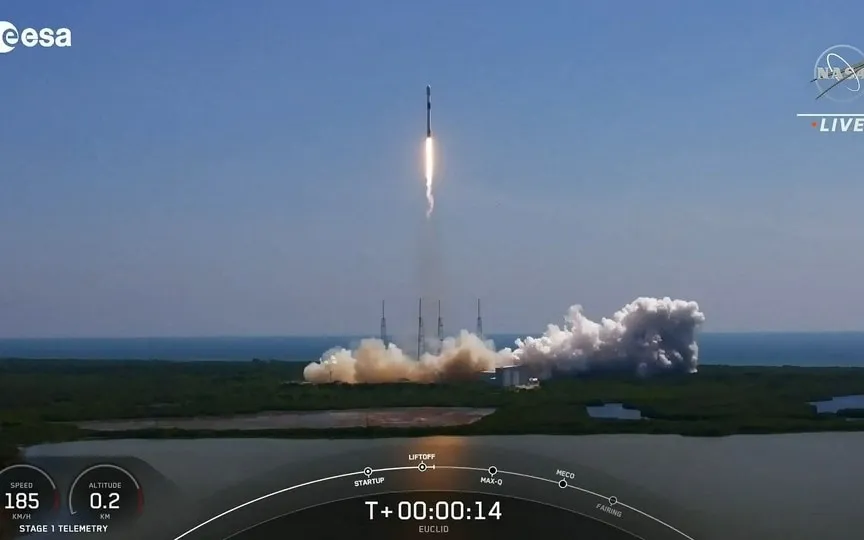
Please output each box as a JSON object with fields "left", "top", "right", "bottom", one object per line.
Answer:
{"left": 425, "top": 136, "right": 435, "bottom": 218}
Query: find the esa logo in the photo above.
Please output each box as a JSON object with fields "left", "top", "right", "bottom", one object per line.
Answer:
{"left": 0, "top": 21, "right": 71, "bottom": 54}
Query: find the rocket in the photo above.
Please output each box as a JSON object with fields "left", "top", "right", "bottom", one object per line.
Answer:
{"left": 426, "top": 85, "right": 432, "bottom": 137}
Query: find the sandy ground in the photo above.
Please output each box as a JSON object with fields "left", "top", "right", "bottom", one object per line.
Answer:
{"left": 73, "top": 407, "right": 496, "bottom": 431}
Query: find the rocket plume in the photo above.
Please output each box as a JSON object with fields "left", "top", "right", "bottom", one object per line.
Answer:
{"left": 424, "top": 136, "right": 435, "bottom": 218}
{"left": 303, "top": 297, "right": 706, "bottom": 384}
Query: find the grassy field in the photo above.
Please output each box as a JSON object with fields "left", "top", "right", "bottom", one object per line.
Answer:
{"left": 2, "top": 358, "right": 864, "bottom": 443}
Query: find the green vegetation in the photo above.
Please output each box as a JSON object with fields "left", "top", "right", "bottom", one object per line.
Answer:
{"left": 836, "top": 408, "right": 864, "bottom": 418}
{"left": 2, "top": 359, "right": 864, "bottom": 444}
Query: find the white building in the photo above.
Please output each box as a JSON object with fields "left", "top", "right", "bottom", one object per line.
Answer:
{"left": 479, "top": 365, "right": 548, "bottom": 387}
{"left": 496, "top": 365, "right": 522, "bottom": 387}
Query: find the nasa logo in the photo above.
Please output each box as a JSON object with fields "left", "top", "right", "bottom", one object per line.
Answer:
{"left": 0, "top": 21, "right": 72, "bottom": 54}
{"left": 812, "top": 44, "right": 864, "bottom": 102}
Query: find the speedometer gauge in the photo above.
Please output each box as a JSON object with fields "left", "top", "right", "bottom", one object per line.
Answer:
{"left": 0, "top": 464, "right": 59, "bottom": 531}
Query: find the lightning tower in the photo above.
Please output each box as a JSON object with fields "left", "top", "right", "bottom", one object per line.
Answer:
{"left": 380, "top": 300, "right": 387, "bottom": 343}
{"left": 476, "top": 299, "right": 484, "bottom": 339}
{"left": 417, "top": 298, "right": 425, "bottom": 359}
{"left": 437, "top": 300, "right": 444, "bottom": 342}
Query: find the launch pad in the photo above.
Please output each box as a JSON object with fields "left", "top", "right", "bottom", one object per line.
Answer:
{"left": 379, "top": 299, "right": 484, "bottom": 358}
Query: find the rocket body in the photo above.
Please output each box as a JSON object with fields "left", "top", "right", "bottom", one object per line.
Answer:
{"left": 426, "top": 85, "right": 432, "bottom": 137}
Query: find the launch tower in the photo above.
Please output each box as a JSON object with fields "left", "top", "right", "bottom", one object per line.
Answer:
{"left": 417, "top": 298, "right": 425, "bottom": 359}
{"left": 380, "top": 300, "right": 387, "bottom": 343}
{"left": 437, "top": 300, "right": 444, "bottom": 342}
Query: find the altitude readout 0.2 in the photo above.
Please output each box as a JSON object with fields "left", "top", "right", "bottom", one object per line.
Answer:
{"left": 68, "top": 464, "right": 144, "bottom": 527}
{"left": 366, "top": 500, "right": 502, "bottom": 521}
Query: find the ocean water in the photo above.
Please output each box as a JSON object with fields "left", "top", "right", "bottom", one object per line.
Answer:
{"left": 1, "top": 332, "right": 864, "bottom": 366}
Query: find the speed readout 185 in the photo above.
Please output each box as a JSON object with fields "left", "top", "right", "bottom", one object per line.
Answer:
{"left": 366, "top": 500, "right": 501, "bottom": 521}
{"left": 0, "top": 464, "right": 59, "bottom": 526}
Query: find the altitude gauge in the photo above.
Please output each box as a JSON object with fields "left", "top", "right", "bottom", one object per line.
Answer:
{"left": 68, "top": 464, "right": 143, "bottom": 526}
{"left": 0, "top": 464, "right": 59, "bottom": 526}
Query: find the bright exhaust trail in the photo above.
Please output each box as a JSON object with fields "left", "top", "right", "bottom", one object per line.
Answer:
{"left": 424, "top": 136, "right": 435, "bottom": 218}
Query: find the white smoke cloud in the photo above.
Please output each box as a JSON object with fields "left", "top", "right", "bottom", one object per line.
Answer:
{"left": 303, "top": 297, "right": 705, "bottom": 383}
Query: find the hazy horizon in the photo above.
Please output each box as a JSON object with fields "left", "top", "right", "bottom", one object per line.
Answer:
{"left": 2, "top": 1, "right": 863, "bottom": 338}
{"left": 3, "top": 332, "right": 864, "bottom": 369}
{"left": 2, "top": 330, "right": 864, "bottom": 341}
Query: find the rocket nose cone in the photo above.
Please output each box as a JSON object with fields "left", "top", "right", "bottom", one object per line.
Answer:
{"left": 426, "top": 85, "right": 431, "bottom": 94}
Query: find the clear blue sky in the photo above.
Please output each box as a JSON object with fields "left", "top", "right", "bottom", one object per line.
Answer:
{"left": 1, "top": 0, "right": 863, "bottom": 337}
